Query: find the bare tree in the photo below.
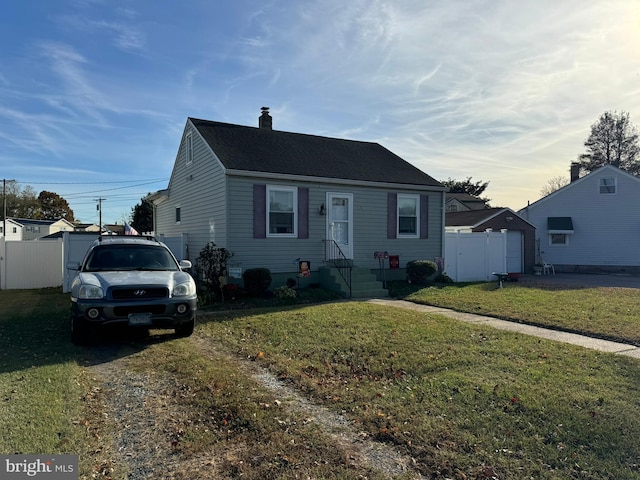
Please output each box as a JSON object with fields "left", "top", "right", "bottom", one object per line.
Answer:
{"left": 539, "top": 176, "right": 569, "bottom": 197}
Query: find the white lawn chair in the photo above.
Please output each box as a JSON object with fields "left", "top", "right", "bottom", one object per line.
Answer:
{"left": 542, "top": 261, "right": 555, "bottom": 275}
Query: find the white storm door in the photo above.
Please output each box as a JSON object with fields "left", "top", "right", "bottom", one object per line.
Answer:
{"left": 327, "top": 193, "right": 353, "bottom": 259}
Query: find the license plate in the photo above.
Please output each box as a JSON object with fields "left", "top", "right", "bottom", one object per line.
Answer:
{"left": 128, "top": 313, "right": 152, "bottom": 325}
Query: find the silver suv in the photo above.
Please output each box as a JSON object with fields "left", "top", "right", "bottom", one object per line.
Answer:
{"left": 69, "top": 236, "right": 197, "bottom": 344}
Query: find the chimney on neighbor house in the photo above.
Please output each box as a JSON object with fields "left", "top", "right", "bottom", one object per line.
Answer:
{"left": 570, "top": 162, "right": 580, "bottom": 182}
{"left": 259, "top": 106, "right": 272, "bottom": 130}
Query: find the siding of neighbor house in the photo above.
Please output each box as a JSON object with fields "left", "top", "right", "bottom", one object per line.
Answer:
{"left": 155, "top": 122, "right": 228, "bottom": 261}
{"left": 519, "top": 165, "right": 640, "bottom": 270}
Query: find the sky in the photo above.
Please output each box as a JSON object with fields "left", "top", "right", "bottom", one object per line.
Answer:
{"left": 2, "top": 0, "right": 640, "bottom": 225}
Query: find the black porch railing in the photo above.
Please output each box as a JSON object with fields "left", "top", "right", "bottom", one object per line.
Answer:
{"left": 323, "top": 239, "right": 352, "bottom": 298}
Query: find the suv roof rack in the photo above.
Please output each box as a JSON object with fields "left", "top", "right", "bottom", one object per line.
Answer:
{"left": 97, "top": 234, "right": 158, "bottom": 242}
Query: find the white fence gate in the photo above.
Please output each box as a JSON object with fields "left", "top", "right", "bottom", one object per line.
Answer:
{"left": 444, "top": 230, "right": 508, "bottom": 282}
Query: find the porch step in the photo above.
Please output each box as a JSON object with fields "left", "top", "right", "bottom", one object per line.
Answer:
{"left": 319, "top": 266, "right": 388, "bottom": 299}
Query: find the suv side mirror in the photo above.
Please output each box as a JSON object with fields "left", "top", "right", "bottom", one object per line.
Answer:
{"left": 179, "top": 260, "right": 192, "bottom": 270}
{"left": 67, "top": 262, "right": 81, "bottom": 271}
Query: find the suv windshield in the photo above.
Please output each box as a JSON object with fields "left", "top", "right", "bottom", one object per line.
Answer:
{"left": 84, "top": 245, "right": 180, "bottom": 272}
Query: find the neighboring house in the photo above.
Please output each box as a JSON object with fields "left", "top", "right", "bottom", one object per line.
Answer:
{"left": 74, "top": 223, "right": 102, "bottom": 232}
{"left": 445, "top": 193, "right": 488, "bottom": 212}
{"left": 0, "top": 218, "right": 24, "bottom": 241}
{"left": 518, "top": 164, "right": 640, "bottom": 273}
{"left": 10, "top": 218, "right": 75, "bottom": 241}
{"left": 445, "top": 207, "right": 536, "bottom": 273}
{"left": 149, "top": 108, "right": 446, "bottom": 296}
{"left": 103, "top": 224, "right": 125, "bottom": 236}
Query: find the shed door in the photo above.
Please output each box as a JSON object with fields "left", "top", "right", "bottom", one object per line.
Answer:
{"left": 506, "top": 230, "right": 523, "bottom": 273}
{"left": 327, "top": 193, "right": 353, "bottom": 259}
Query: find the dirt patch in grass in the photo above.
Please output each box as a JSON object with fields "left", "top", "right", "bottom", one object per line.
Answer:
{"left": 81, "top": 331, "right": 423, "bottom": 479}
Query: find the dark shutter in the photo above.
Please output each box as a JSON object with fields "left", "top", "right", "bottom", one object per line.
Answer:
{"left": 253, "top": 184, "right": 266, "bottom": 239}
{"left": 420, "top": 194, "right": 429, "bottom": 239}
{"left": 298, "top": 187, "right": 309, "bottom": 239}
{"left": 387, "top": 193, "right": 397, "bottom": 239}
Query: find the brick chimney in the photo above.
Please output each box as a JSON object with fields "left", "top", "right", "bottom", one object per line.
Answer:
{"left": 259, "top": 107, "right": 272, "bottom": 130}
{"left": 570, "top": 162, "right": 580, "bottom": 182}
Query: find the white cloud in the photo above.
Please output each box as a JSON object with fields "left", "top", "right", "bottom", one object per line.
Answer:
{"left": 3, "top": 0, "right": 640, "bottom": 221}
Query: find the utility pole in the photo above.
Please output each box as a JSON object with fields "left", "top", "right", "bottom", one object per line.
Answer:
{"left": 94, "top": 198, "right": 106, "bottom": 233}
{"left": 3, "top": 179, "right": 16, "bottom": 240}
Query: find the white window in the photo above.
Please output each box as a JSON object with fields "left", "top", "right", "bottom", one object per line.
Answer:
{"left": 599, "top": 177, "right": 616, "bottom": 194}
{"left": 185, "top": 133, "right": 193, "bottom": 165}
{"left": 267, "top": 186, "right": 297, "bottom": 237}
{"left": 550, "top": 233, "right": 568, "bottom": 246}
{"left": 397, "top": 194, "right": 419, "bottom": 237}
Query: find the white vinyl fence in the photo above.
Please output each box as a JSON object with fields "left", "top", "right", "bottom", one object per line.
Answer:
{"left": 444, "top": 230, "right": 508, "bottom": 282}
{"left": 1, "top": 229, "right": 503, "bottom": 289}
{"left": 0, "top": 237, "right": 64, "bottom": 290}
{"left": 1, "top": 233, "right": 188, "bottom": 291}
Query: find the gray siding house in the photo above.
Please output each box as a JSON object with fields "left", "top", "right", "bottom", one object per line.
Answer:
{"left": 150, "top": 109, "right": 446, "bottom": 296}
{"left": 9, "top": 218, "right": 75, "bottom": 241}
{"left": 518, "top": 164, "right": 640, "bottom": 273}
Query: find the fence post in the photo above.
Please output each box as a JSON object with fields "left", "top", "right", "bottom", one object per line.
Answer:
{"left": 0, "top": 236, "right": 5, "bottom": 290}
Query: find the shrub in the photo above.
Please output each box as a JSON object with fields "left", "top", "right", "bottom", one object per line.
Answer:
{"left": 243, "top": 268, "right": 272, "bottom": 297}
{"left": 274, "top": 285, "right": 297, "bottom": 300}
{"left": 406, "top": 260, "right": 438, "bottom": 284}
{"left": 434, "top": 272, "right": 454, "bottom": 284}
{"left": 196, "top": 243, "right": 233, "bottom": 299}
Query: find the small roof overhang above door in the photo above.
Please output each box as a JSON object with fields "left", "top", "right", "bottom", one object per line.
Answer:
{"left": 547, "top": 216, "right": 574, "bottom": 234}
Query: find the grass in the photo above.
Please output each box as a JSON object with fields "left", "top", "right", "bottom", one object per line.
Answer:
{"left": 0, "top": 289, "right": 97, "bottom": 469}
{"left": 2, "top": 285, "right": 640, "bottom": 479}
{"left": 124, "top": 337, "right": 393, "bottom": 479}
{"left": 388, "top": 280, "right": 640, "bottom": 345}
{"left": 199, "top": 303, "right": 640, "bottom": 479}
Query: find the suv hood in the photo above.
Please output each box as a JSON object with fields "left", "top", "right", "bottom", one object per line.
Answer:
{"left": 78, "top": 270, "right": 194, "bottom": 290}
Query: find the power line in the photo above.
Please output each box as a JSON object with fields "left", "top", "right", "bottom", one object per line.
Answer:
{"left": 19, "top": 178, "right": 168, "bottom": 185}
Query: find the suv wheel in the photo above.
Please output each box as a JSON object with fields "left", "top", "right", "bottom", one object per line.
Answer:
{"left": 175, "top": 318, "right": 195, "bottom": 337}
{"left": 71, "top": 316, "right": 90, "bottom": 345}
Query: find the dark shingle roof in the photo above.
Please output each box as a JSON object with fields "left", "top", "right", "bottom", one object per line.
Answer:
{"left": 10, "top": 218, "right": 56, "bottom": 225}
{"left": 446, "top": 192, "right": 487, "bottom": 204}
{"left": 189, "top": 118, "right": 442, "bottom": 187}
{"left": 445, "top": 208, "right": 505, "bottom": 227}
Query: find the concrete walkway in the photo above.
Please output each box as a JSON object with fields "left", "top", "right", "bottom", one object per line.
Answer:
{"left": 366, "top": 299, "right": 640, "bottom": 360}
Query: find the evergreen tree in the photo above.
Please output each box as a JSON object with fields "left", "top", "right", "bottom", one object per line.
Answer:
{"left": 577, "top": 110, "right": 640, "bottom": 175}
{"left": 441, "top": 177, "right": 491, "bottom": 205}
{"left": 130, "top": 196, "right": 154, "bottom": 233}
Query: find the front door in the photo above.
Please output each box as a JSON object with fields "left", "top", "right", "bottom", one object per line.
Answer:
{"left": 327, "top": 193, "right": 353, "bottom": 259}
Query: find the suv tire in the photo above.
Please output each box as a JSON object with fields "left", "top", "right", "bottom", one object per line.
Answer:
{"left": 71, "top": 316, "right": 90, "bottom": 345}
{"left": 175, "top": 318, "right": 195, "bottom": 337}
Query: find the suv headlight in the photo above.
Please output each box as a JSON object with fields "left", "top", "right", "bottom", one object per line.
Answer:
{"left": 79, "top": 285, "right": 104, "bottom": 299}
{"left": 173, "top": 281, "right": 195, "bottom": 297}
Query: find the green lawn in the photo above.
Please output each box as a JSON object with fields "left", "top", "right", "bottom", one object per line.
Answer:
{"left": 198, "top": 302, "right": 640, "bottom": 479}
{"left": 2, "top": 286, "right": 640, "bottom": 479}
{"left": 392, "top": 280, "right": 640, "bottom": 345}
{"left": 0, "top": 289, "right": 95, "bottom": 462}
